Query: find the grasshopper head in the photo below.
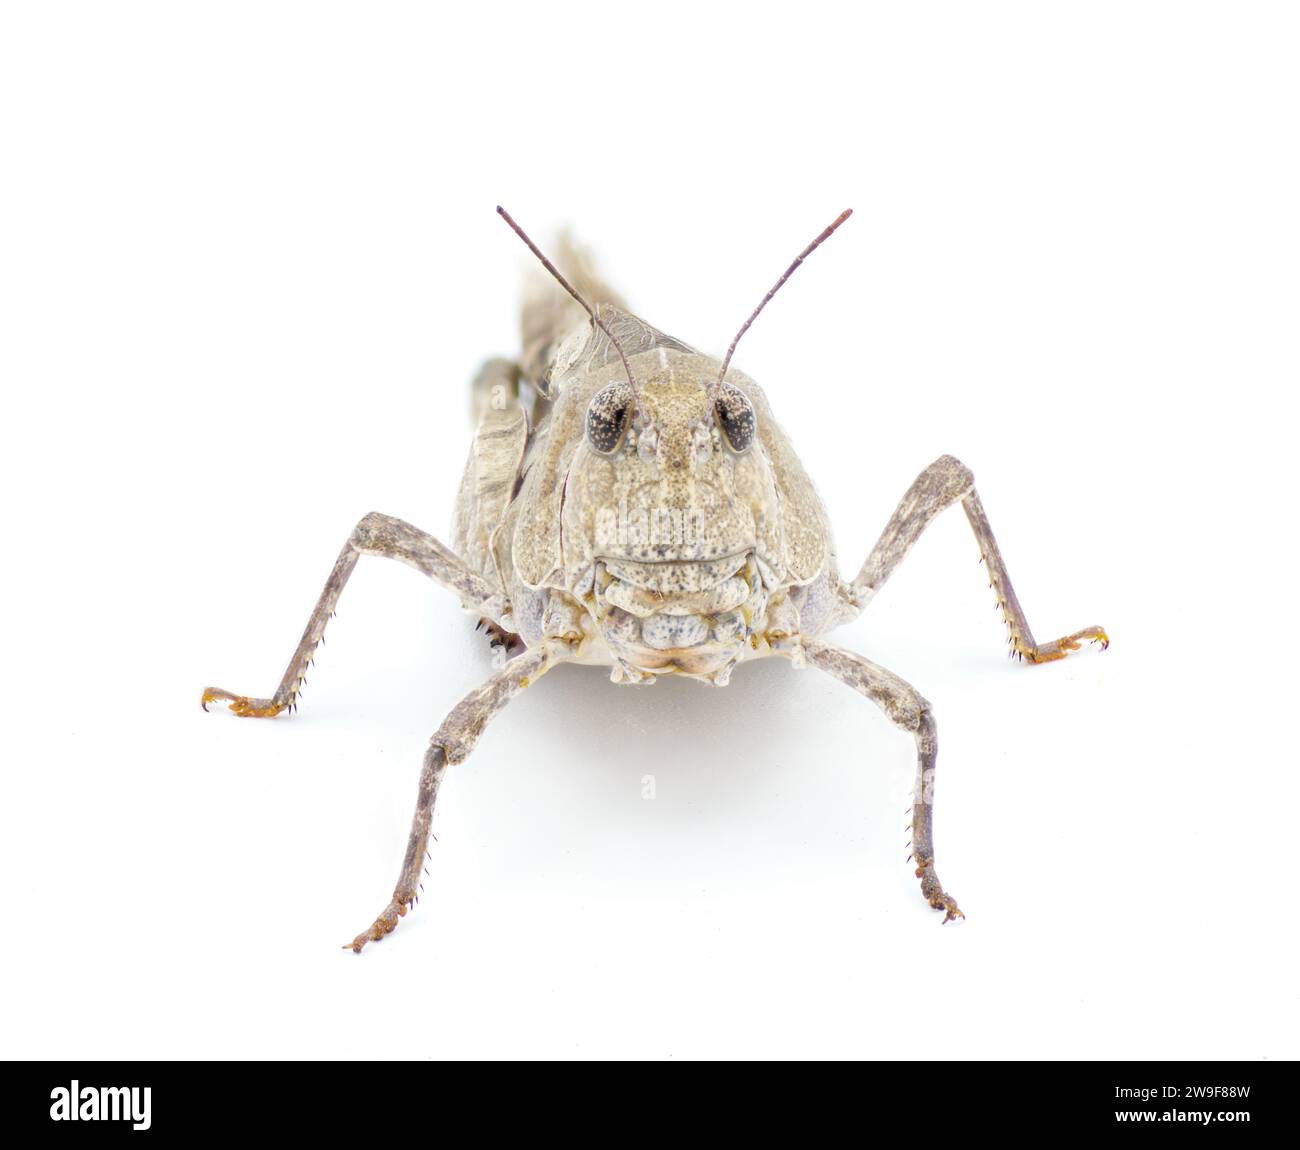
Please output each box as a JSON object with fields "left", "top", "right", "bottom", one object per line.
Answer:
{"left": 496, "top": 206, "right": 848, "bottom": 682}
{"left": 559, "top": 350, "right": 788, "bottom": 683}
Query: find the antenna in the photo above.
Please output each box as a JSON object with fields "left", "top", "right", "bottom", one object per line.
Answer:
{"left": 495, "top": 205, "right": 640, "bottom": 403}
{"left": 713, "top": 208, "right": 853, "bottom": 396}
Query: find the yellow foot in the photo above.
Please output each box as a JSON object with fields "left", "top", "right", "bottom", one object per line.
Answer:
{"left": 917, "top": 858, "right": 965, "bottom": 924}
{"left": 345, "top": 894, "right": 414, "bottom": 954}
{"left": 1018, "top": 625, "right": 1109, "bottom": 664}
{"left": 200, "top": 687, "right": 285, "bottom": 718}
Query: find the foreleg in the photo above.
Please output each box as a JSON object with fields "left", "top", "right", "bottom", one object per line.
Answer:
{"left": 783, "top": 637, "right": 963, "bottom": 922}
{"left": 347, "top": 641, "right": 568, "bottom": 952}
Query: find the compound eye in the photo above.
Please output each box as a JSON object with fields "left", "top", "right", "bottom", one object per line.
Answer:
{"left": 585, "top": 381, "right": 633, "bottom": 455}
{"left": 714, "top": 382, "right": 757, "bottom": 453}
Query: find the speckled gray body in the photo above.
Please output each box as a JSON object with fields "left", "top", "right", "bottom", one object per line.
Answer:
{"left": 202, "top": 225, "right": 1108, "bottom": 951}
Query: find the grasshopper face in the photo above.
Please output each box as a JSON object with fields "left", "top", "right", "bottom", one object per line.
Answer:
{"left": 557, "top": 349, "right": 788, "bottom": 683}
{"left": 501, "top": 300, "right": 837, "bottom": 685}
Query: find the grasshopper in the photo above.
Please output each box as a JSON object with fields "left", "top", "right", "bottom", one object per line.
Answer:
{"left": 202, "top": 207, "right": 1108, "bottom": 952}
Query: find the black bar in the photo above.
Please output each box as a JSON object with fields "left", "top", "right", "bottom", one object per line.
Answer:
{"left": 5, "top": 1060, "right": 1293, "bottom": 1136}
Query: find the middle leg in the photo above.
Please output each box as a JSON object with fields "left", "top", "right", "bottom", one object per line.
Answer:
{"left": 202, "top": 512, "right": 505, "bottom": 718}
{"left": 846, "top": 455, "right": 1108, "bottom": 663}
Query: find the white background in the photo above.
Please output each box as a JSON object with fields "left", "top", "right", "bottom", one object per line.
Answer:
{"left": 3, "top": 2, "right": 1297, "bottom": 1060}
